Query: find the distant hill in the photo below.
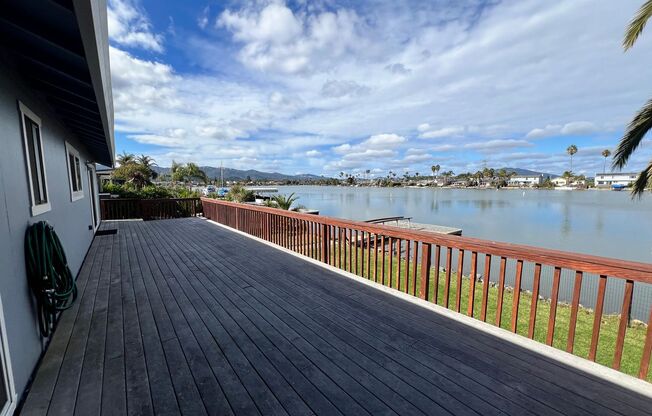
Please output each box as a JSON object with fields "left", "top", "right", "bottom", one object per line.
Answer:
{"left": 152, "top": 166, "right": 323, "bottom": 181}
{"left": 499, "top": 167, "right": 558, "bottom": 178}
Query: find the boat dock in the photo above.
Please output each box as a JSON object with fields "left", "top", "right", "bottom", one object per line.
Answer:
{"left": 366, "top": 216, "right": 462, "bottom": 235}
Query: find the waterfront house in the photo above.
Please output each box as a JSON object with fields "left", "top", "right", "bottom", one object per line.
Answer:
{"left": 595, "top": 172, "right": 639, "bottom": 188}
{"left": 0, "top": 0, "right": 113, "bottom": 413}
{"left": 507, "top": 174, "right": 543, "bottom": 187}
{"left": 552, "top": 177, "right": 568, "bottom": 187}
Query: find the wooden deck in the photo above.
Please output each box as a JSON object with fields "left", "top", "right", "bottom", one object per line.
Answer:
{"left": 20, "top": 218, "right": 652, "bottom": 415}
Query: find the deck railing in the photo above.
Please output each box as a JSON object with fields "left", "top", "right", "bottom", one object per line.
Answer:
{"left": 201, "top": 197, "right": 652, "bottom": 381}
{"left": 101, "top": 198, "right": 201, "bottom": 221}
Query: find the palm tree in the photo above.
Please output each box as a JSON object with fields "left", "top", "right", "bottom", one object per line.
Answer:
{"left": 431, "top": 164, "right": 440, "bottom": 178}
{"left": 226, "top": 184, "right": 255, "bottom": 203}
{"left": 272, "top": 193, "right": 299, "bottom": 210}
{"left": 613, "top": 1, "right": 652, "bottom": 195}
{"left": 185, "top": 163, "right": 208, "bottom": 184}
{"left": 601, "top": 149, "right": 612, "bottom": 174}
{"left": 567, "top": 145, "right": 578, "bottom": 172}
{"left": 116, "top": 151, "right": 135, "bottom": 166}
{"left": 561, "top": 170, "right": 574, "bottom": 186}
{"left": 137, "top": 155, "right": 158, "bottom": 179}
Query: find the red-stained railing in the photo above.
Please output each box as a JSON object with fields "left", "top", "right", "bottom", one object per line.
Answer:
{"left": 101, "top": 198, "right": 201, "bottom": 221}
{"left": 201, "top": 198, "right": 652, "bottom": 381}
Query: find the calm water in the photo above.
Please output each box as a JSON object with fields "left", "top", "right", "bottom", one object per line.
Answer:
{"left": 278, "top": 186, "right": 652, "bottom": 319}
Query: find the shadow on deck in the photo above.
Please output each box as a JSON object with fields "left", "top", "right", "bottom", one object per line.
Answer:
{"left": 20, "top": 218, "right": 652, "bottom": 415}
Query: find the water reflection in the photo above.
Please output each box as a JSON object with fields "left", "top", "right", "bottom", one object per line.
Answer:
{"left": 561, "top": 203, "right": 571, "bottom": 236}
{"left": 280, "top": 185, "right": 652, "bottom": 265}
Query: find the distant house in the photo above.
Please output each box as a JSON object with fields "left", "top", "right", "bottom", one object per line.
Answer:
{"left": 507, "top": 175, "right": 543, "bottom": 187}
{"left": 595, "top": 172, "right": 638, "bottom": 188}
{"left": 0, "top": 0, "right": 113, "bottom": 412}
{"left": 96, "top": 164, "right": 115, "bottom": 192}
{"left": 552, "top": 177, "right": 568, "bottom": 187}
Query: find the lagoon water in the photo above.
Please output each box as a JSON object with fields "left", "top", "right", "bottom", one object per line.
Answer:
{"left": 280, "top": 185, "right": 652, "bottom": 264}
{"left": 279, "top": 185, "right": 652, "bottom": 319}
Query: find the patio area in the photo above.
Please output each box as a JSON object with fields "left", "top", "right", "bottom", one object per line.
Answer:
{"left": 20, "top": 218, "right": 652, "bottom": 415}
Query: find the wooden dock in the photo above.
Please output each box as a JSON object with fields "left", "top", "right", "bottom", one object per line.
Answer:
{"left": 389, "top": 219, "right": 462, "bottom": 236}
{"left": 366, "top": 216, "right": 462, "bottom": 235}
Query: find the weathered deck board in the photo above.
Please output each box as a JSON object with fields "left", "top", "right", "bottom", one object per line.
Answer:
{"left": 20, "top": 218, "right": 652, "bottom": 415}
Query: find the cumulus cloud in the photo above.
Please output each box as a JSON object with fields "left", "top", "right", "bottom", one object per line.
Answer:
{"left": 464, "top": 139, "right": 533, "bottom": 151}
{"left": 198, "top": 6, "right": 210, "bottom": 29}
{"left": 384, "top": 63, "right": 411, "bottom": 75}
{"left": 526, "top": 121, "right": 597, "bottom": 139}
{"left": 111, "top": 1, "right": 652, "bottom": 175}
{"left": 326, "top": 133, "right": 406, "bottom": 171}
{"left": 321, "top": 80, "right": 370, "bottom": 98}
{"left": 560, "top": 121, "right": 596, "bottom": 135}
{"left": 109, "top": 47, "right": 180, "bottom": 112}
{"left": 108, "top": 0, "right": 163, "bottom": 52}
{"left": 217, "top": 3, "right": 363, "bottom": 74}
{"left": 419, "top": 126, "right": 465, "bottom": 139}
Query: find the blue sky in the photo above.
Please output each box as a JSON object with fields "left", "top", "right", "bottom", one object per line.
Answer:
{"left": 108, "top": 0, "right": 652, "bottom": 177}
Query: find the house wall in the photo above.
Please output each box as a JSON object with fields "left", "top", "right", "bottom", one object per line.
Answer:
{"left": 0, "top": 58, "right": 100, "bottom": 400}
{"left": 595, "top": 173, "right": 638, "bottom": 187}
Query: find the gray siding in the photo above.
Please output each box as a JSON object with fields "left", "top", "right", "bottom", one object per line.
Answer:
{"left": 0, "top": 60, "right": 100, "bottom": 399}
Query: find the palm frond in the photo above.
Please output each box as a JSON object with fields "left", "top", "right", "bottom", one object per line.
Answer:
{"left": 624, "top": 0, "right": 652, "bottom": 50}
{"left": 631, "top": 159, "right": 652, "bottom": 197}
{"left": 613, "top": 98, "right": 652, "bottom": 169}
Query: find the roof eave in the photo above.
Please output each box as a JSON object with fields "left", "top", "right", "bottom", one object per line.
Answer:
{"left": 72, "top": 0, "right": 114, "bottom": 167}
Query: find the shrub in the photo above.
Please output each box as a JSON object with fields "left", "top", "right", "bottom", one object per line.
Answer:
{"left": 226, "top": 184, "right": 255, "bottom": 202}
{"left": 102, "top": 183, "right": 198, "bottom": 199}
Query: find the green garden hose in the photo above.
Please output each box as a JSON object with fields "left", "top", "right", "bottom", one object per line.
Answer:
{"left": 25, "top": 222, "right": 77, "bottom": 338}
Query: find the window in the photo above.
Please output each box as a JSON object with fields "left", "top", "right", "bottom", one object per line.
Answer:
{"left": 65, "top": 143, "right": 84, "bottom": 201}
{"left": 19, "top": 102, "right": 50, "bottom": 216}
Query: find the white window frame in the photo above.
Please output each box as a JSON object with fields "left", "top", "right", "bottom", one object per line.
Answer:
{"left": 19, "top": 102, "right": 51, "bottom": 216}
{"left": 65, "top": 142, "right": 84, "bottom": 202}
{"left": 0, "top": 295, "right": 16, "bottom": 416}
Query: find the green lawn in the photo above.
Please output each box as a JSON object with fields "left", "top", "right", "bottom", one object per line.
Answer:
{"left": 316, "top": 241, "right": 650, "bottom": 382}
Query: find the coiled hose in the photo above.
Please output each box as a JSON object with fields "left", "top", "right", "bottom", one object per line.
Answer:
{"left": 25, "top": 221, "right": 77, "bottom": 338}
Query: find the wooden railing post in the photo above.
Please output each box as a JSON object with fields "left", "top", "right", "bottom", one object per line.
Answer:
{"left": 265, "top": 213, "right": 271, "bottom": 241}
{"left": 235, "top": 207, "right": 240, "bottom": 230}
{"left": 321, "top": 224, "right": 330, "bottom": 264}
{"left": 420, "top": 243, "right": 431, "bottom": 300}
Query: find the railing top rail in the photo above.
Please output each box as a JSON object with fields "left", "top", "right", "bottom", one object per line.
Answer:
{"left": 102, "top": 197, "right": 201, "bottom": 202}
{"left": 201, "top": 197, "right": 652, "bottom": 282}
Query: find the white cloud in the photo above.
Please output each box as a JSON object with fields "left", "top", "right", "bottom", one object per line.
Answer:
{"left": 306, "top": 150, "right": 322, "bottom": 157}
{"left": 419, "top": 126, "right": 465, "bottom": 139}
{"left": 464, "top": 139, "right": 533, "bottom": 151}
{"left": 363, "top": 133, "right": 406, "bottom": 148}
{"left": 560, "top": 121, "right": 596, "bottom": 135}
{"left": 108, "top": 0, "right": 163, "bottom": 52}
{"left": 109, "top": 47, "right": 180, "bottom": 112}
{"left": 385, "top": 63, "right": 411, "bottom": 75}
{"left": 198, "top": 6, "right": 210, "bottom": 29}
{"left": 525, "top": 125, "right": 562, "bottom": 139}
{"left": 217, "top": 3, "right": 363, "bottom": 74}
{"left": 321, "top": 80, "right": 370, "bottom": 98}
{"left": 111, "top": 1, "right": 652, "bottom": 175}
{"left": 526, "top": 121, "right": 597, "bottom": 139}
